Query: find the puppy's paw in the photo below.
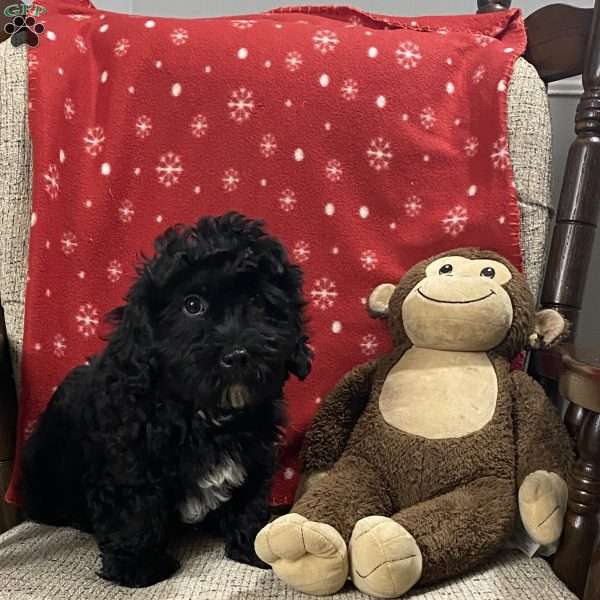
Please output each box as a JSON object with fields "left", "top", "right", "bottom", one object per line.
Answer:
{"left": 519, "top": 470, "right": 568, "bottom": 546}
{"left": 98, "top": 552, "right": 180, "bottom": 588}
{"left": 226, "top": 541, "right": 270, "bottom": 569}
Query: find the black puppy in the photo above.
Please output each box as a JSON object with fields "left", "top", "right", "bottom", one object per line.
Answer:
{"left": 21, "top": 212, "right": 311, "bottom": 587}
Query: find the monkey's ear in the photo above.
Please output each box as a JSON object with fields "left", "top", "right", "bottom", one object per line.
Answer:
{"left": 368, "top": 283, "right": 396, "bottom": 319}
{"left": 528, "top": 309, "right": 570, "bottom": 349}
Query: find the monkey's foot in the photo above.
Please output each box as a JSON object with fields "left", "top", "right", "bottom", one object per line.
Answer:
{"left": 349, "top": 516, "right": 422, "bottom": 598}
{"left": 254, "top": 513, "right": 348, "bottom": 596}
{"left": 519, "top": 470, "right": 568, "bottom": 545}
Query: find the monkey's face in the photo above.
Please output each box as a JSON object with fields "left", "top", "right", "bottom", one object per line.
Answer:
{"left": 401, "top": 255, "right": 513, "bottom": 351}
{"left": 369, "top": 249, "right": 566, "bottom": 358}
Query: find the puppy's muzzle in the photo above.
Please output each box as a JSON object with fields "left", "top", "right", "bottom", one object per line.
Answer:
{"left": 220, "top": 348, "right": 248, "bottom": 369}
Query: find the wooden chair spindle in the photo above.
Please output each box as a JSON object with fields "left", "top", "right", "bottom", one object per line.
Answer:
{"left": 554, "top": 411, "right": 600, "bottom": 598}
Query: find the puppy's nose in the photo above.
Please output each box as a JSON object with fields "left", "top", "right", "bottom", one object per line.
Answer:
{"left": 220, "top": 348, "right": 249, "bottom": 369}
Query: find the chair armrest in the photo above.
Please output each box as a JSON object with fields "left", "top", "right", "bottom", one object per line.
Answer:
{"left": 553, "top": 347, "right": 600, "bottom": 599}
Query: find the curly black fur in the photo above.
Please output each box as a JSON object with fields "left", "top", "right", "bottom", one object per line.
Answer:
{"left": 21, "top": 212, "right": 311, "bottom": 587}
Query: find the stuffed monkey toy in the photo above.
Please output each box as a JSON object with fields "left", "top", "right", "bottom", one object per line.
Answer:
{"left": 256, "top": 248, "right": 574, "bottom": 598}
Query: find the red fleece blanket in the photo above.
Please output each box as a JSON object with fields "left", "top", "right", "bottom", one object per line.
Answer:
{"left": 7, "top": 1, "right": 526, "bottom": 505}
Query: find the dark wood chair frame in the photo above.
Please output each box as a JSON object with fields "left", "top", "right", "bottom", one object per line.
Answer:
{"left": 1, "top": 1, "right": 599, "bottom": 598}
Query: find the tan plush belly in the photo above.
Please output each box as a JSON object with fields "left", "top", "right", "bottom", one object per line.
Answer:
{"left": 379, "top": 348, "right": 497, "bottom": 439}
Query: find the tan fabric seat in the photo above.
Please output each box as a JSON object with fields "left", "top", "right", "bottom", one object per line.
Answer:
{"left": 0, "top": 38, "right": 569, "bottom": 600}
{"left": 0, "top": 522, "right": 576, "bottom": 600}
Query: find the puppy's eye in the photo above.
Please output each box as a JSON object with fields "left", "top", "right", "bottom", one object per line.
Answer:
{"left": 439, "top": 264, "right": 453, "bottom": 275}
{"left": 183, "top": 295, "right": 209, "bottom": 317}
{"left": 480, "top": 267, "right": 495, "bottom": 279}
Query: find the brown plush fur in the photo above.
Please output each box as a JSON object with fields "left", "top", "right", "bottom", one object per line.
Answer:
{"left": 294, "top": 248, "right": 573, "bottom": 586}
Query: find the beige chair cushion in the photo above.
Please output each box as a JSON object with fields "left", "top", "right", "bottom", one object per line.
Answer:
{"left": 0, "top": 522, "right": 576, "bottom": 600}
{"left": 0, "top": 43, "right": 31, "bottom": 385}
{"left": 507, "top": 58, "right": 553, "bottom": 296}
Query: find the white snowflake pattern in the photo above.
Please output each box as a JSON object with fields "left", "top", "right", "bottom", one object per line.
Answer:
{"left": 474, "top": 33, "right": 494, "bottom": 47}
{"left": 43, "top": 164, "right": 59, "bottom": 199}
{"left": 28, "top": 51, "right": 39, "bottom": 72}
{"left": 170, "top": 27, "right": 189, "bottom": 46}
{"left": 340, "top": 78, "right": 358, "bottom": 100}
{"left": 491, "top": 136, "right": 511, "bottom": 170}
{"left": 156, "top": 152, "right": 183, "bottom": 187}
{"left": 464, "top": 136, "right": 479, "bottom": 157}
{"left": 113, "top": 38, "right": 130, "bottom": 57}
{"left": 76, "top": 303, "right": 100, "bottom": 338}
{"left": 278, "top": 188, "right": 297, "bottom": 212}
{"left": 405, "top": 195, "right": 423, "bottom": 217}
{"left": 260, "top": 133, "right": 277, "bottom": 157}
{"left": 60, "top": 231, "right": 78, "bottom": 255}
{"left": 231, "top": 19, "right": 256, "bottom": 29}
{"left": 366, "top": 137, "right": 392, "bottom": 171}
{"left": 395, "top": 41, "right": 422, "bottom": 69}
{"left": 228, "top": 87, "right": 255, "bottom": 123}
{"left": 222, "top": 168, "right": 240, "bottom": 192}
{"left": 472, "top": 65, "right": 486, "bottom": 84}
{"left": 293, "top": 240, "right": 310, "bottom": 263}
{"left": 118, "top": 199, "right": 135, "bottom": 223}
{"left": 135, "top": 115, "right": 152, "bottom": 139}
{"left": 420, "top": 107, "right": 436, "bottom": 130}
{"left": 310, "top": 277, "right": 338, "bottom": 310}
{"left": 107, "top": 260, "right": 123, "bottom": 282}
{"left": 360, "top": 250, "right": 378, "bottom": 271}
{"left": 64, "top": 97, "right": 75, "bottom": 120}
{"left": 74, "top": 34, "right": 87, "bottom": 53}
{"left": 83, "top": 126, "right": 105, "bottom": 157}
{"left": 442, "top": 205, "right": 469, "bottom": 236}
{"left": 52, "top": 334, "right": 67, "bottom": 357}
{"left": 325, "top": 159, "right": 343, "bottom": 182}
{"left": 285, "top": 51, "right": 303, "bottom": 72}
{"left": 190, "top": 114, "right": 208, "bottom": 138}
{"left": 313, "top": 29, "right": 339, "bottom": 54}
{"left": 360, "top": 333, "right": 379, "bottom": 356}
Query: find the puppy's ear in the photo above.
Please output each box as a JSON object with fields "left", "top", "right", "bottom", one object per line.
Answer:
{"left": 106, "top": 283, "right": 154, "bottom": 368}
{"left": 287, "top": 335, "right": 312, "bottom": 381}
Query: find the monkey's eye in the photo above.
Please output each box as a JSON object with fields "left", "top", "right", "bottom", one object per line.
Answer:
{"left": 439, "top": 264, "right": 453, "bottom": 275}
{"left": 480, "top": 267, "right": 496, "bottom": 279}
{"left": 183, "top": 295, "right": 209, "bottom": 317}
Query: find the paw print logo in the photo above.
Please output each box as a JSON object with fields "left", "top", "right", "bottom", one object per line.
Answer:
{"left": 4, "top": 15, "right": 45, "bottom": 48}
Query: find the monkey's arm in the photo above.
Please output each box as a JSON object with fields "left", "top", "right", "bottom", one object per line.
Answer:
{"left": 300, "top": 360, "right": 377, "bottom": 474}
{"left": 512, "top": 369, "right": 574, "bottom": 545}
{"left": 512, "top": 369, "right": 573, "bottom": 485}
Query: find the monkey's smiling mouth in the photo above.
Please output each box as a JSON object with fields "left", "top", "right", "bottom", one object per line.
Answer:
{"left": 417, "top": 288, "right": 496, "bottom": 304}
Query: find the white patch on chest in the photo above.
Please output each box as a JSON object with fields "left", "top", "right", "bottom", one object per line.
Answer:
{"left": 379, "top": 347, "right": 498, "bottom": 439}
{"left": 178, "top": 454, "right": 246, "bottom": 524}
